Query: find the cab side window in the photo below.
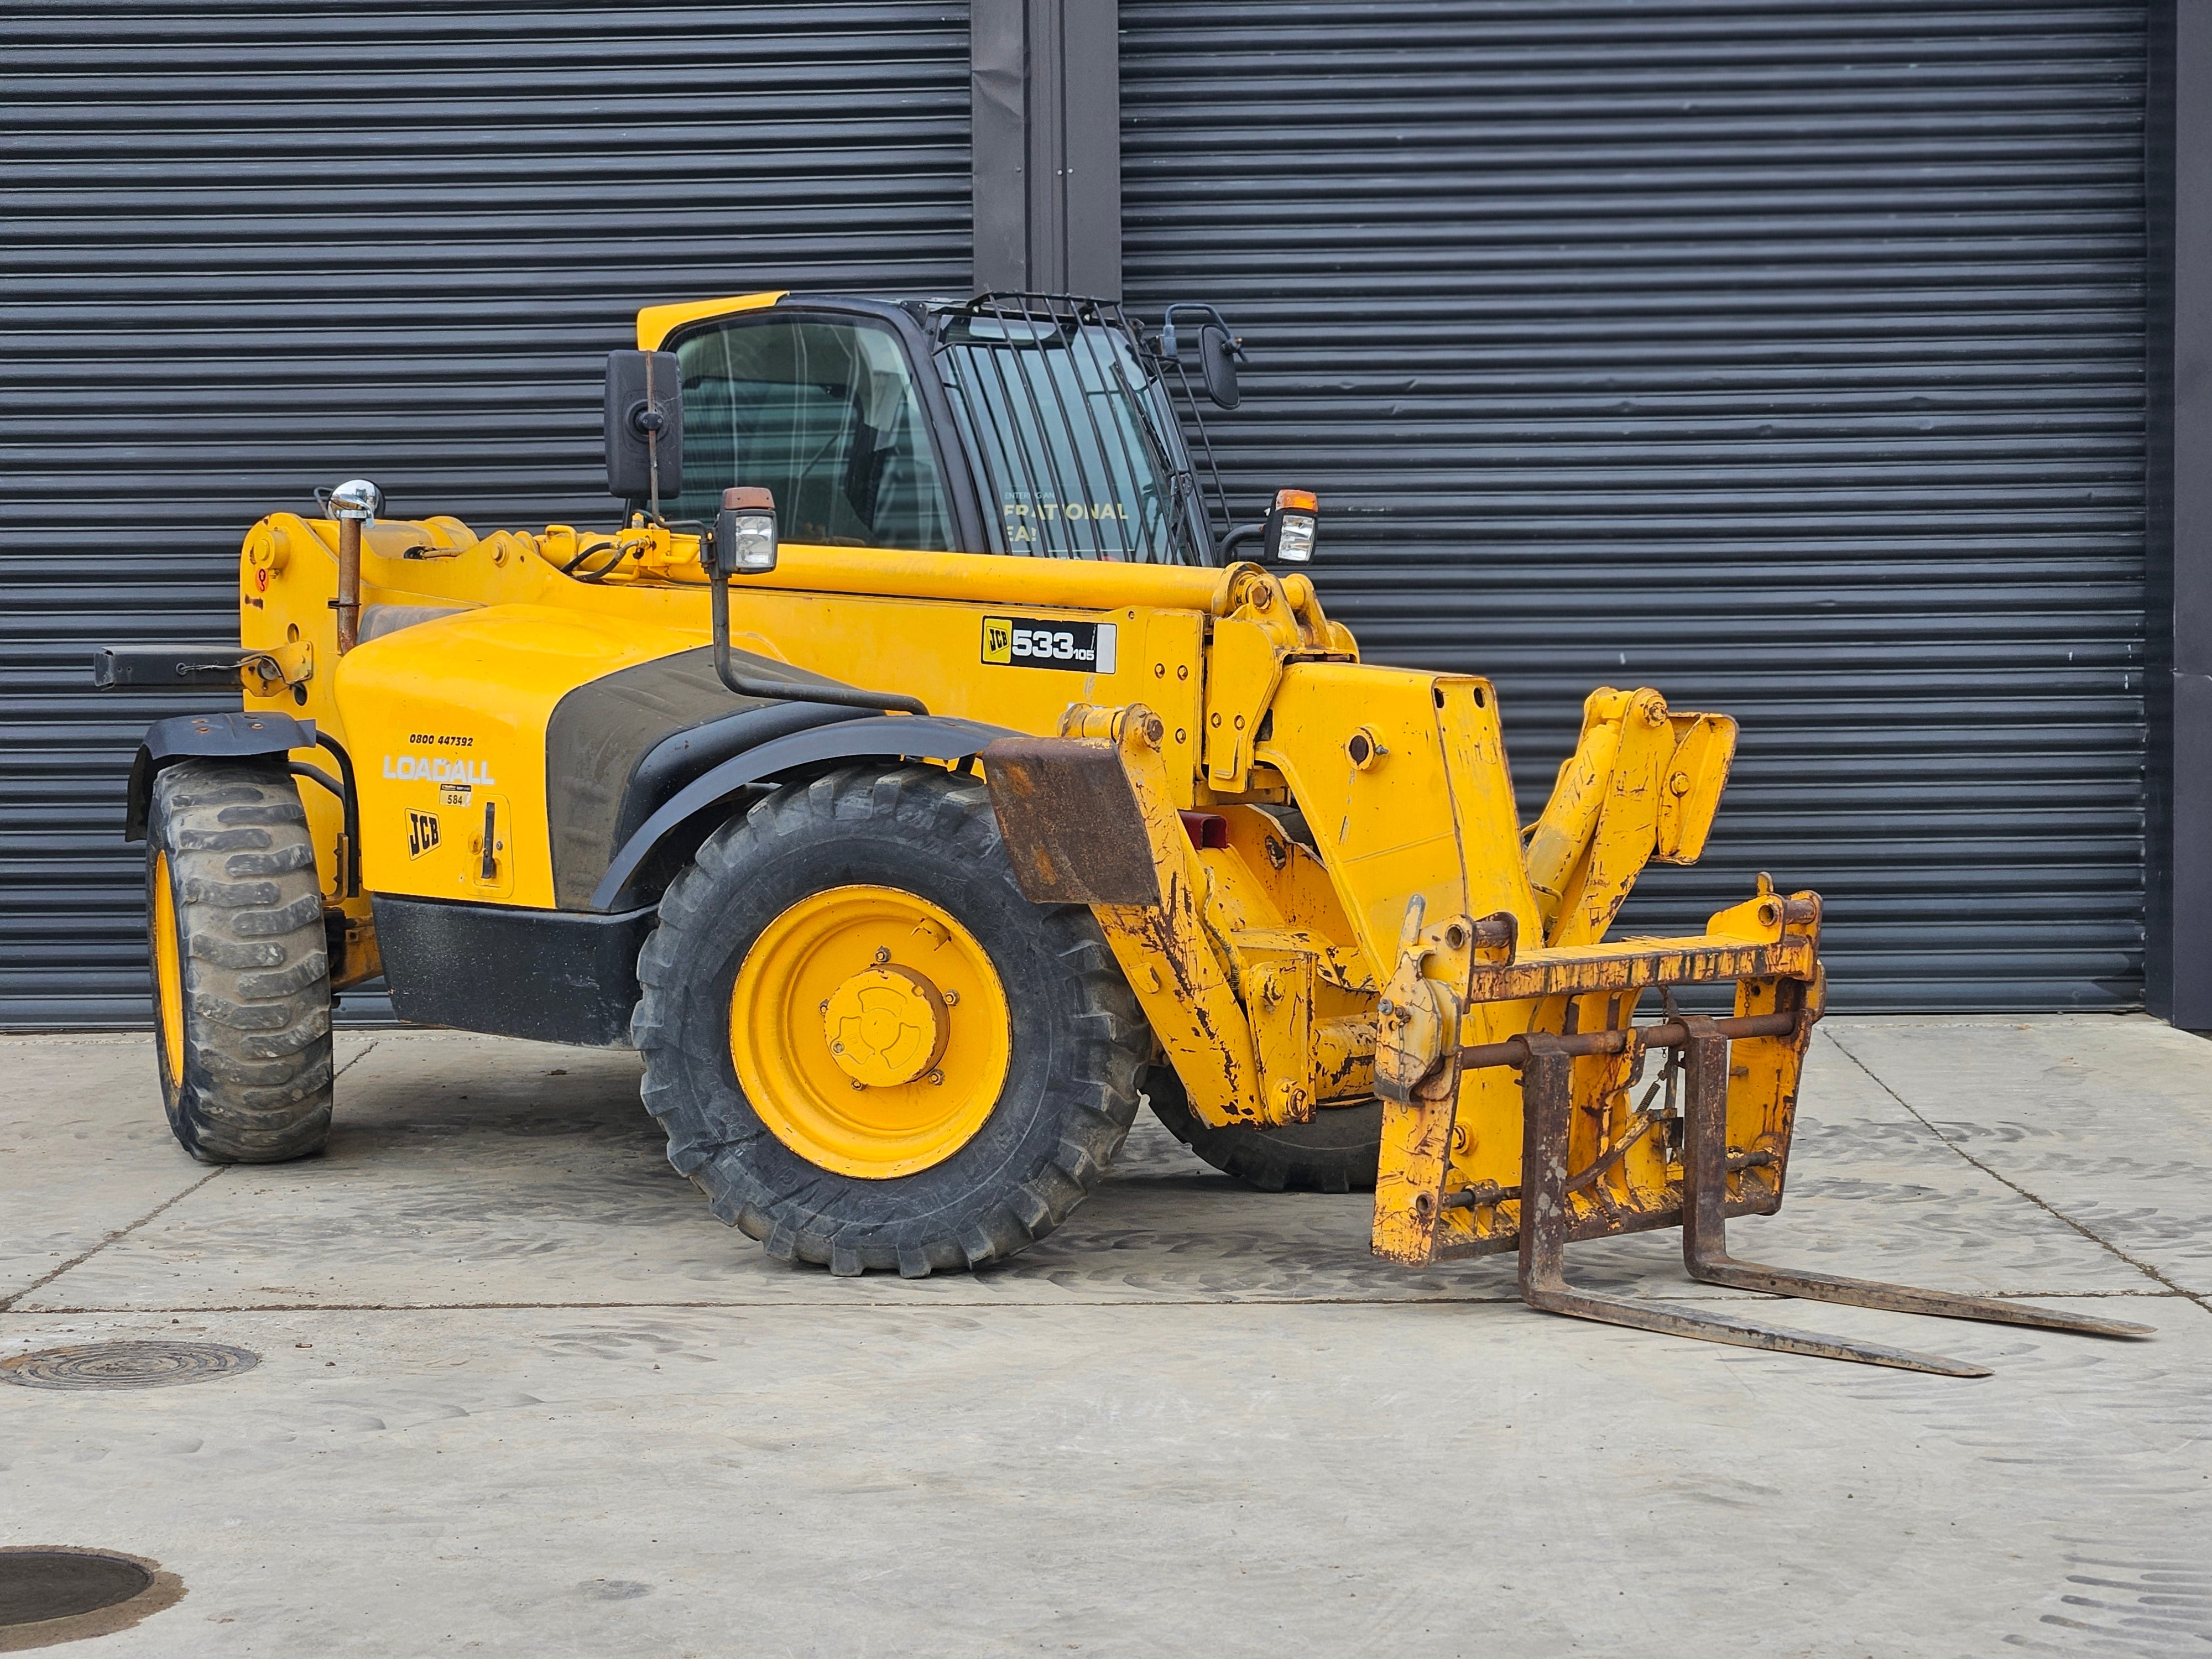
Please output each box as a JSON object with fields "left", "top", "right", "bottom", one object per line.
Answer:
{"left": 670, "top": 316, "right": 956, "bottom": 551}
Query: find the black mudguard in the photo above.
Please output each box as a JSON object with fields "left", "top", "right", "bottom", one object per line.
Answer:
{"left": 123, "top": 711, "right": 318, "bottom": 842}
{"left": 588, "top": 714, "right": 1014, "bottom": 912}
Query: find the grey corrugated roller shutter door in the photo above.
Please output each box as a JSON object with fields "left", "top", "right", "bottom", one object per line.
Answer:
{"left": 1, "top": 1, "right": 971, "bottom": 1026}
{"left": 1122, "top": 1, "right": 2147, "bottom": 1011}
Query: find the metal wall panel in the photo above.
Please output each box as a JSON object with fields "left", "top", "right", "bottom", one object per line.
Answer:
{"left": 1, "top": 1, "right": 971, "bottom": 1025}
{"left": 1122, "top": 1, "right": 2149, "bottom": 1010}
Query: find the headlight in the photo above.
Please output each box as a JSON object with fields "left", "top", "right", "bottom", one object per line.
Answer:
{"left": 1264, "top": 488, "right": 1318, "bottom": 564}
{"left": 714, "top": 487, "right": 779, "bottom": 575}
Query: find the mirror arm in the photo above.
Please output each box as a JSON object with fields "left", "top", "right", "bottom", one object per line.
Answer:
{"left": 1218, "top": 521, "right": 1267, "bottom": 560}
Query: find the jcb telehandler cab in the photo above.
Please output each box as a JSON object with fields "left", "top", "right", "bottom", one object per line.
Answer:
{"left": 98, "top": 290, "right": 2149, "bottom": 1374}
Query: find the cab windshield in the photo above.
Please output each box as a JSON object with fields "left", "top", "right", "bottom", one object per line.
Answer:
{"left": 670, "top": 316, "right": 957, "bottom": 550}
{"left": 933, "top": 296, "right": 1216, "bottom": 565}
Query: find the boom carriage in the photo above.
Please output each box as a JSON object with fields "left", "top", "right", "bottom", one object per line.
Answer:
{"left": 102, "top": 290, "right": 2152, "bottom": 1373}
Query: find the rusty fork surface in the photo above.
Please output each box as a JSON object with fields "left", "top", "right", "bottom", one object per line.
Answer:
{"left": 1507, "top": 1026, "right": 2153, "bottom": 1378}
{"left": 1672, "top": 1019, "right": 2153, "bottom": 1344}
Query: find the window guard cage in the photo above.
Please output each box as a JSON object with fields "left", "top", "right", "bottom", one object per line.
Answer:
{"left": 930, "top": 292, "right": 1233, "bottom": 563}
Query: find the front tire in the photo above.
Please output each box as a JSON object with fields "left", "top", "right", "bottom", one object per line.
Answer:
{"left": 147, "top": 759, "right": 333, "bottom": 1163}
{"left": 632, "top": 765, "right": 1148, "bottom": 1276}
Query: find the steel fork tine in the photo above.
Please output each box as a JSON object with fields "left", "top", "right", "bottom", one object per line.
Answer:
{"left": 1677, "top": 1022, "right": 2155, "bottom": 1342}
{"left": 1516, "top": 1044, "right": 1991, "bottom": 1378}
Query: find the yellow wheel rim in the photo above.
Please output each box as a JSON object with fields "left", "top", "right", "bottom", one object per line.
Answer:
{"left": 152, "top": 851, "right": 186, "bottom": 1084}
{"left": 731, "top": 885, "right": 1012, "bottom": 1179}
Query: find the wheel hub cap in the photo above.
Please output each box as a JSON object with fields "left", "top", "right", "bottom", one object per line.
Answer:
{"left": 823, "top": 965, "right": 947, "bottom": 1088}
{"left": 728, "top": 885, "right": 1012, "bottom": 1179}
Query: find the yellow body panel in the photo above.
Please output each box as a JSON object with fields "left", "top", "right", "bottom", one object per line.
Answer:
{"left": 1258, "top": 665, "right": 1538, "bottom": 974}
{"left": 335, "top": 606, "right": 699, "bottom": 906}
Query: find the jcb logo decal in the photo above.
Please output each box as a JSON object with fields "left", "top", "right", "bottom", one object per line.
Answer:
{"left": 981, "top": 615, "right": 1116, "bottom": 674}
{"left": 406, "top": 811, "right": 441, "bottom": 859}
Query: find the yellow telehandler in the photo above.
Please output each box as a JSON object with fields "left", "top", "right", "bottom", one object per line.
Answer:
{"left": 97, "top": 290, "right": 2148, "bottom": 1375}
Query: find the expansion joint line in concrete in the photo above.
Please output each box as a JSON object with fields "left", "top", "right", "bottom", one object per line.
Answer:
{"left": 1823, "top": 1029, "right": 2210, "bottom": 1318}
{"left": 0, "top": 1040, "right": 380, "bottom": 1314}
{"left": 0, "top": 1165, "right": 227, "bottom": 1313}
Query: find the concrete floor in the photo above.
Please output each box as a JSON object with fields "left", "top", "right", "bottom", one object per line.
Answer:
{"left": 2, "top": 1016, "right": 2207, "bottom": 1657}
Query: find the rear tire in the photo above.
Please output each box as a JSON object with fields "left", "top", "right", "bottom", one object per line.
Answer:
{"left": 632, "top": 765, "right": 1149, "bottom": 1275}
{"left": 146, "top": 759, "right": 333, "bottom": 1163}
{"left": 1146, "top": 1065, "right": 1381, "bottom": 1193}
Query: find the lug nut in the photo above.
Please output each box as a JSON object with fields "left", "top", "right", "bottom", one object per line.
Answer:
{"left": 942, "top": 989, "right": 959, "bottom": 1006}
{"left": 874, "top": 947, "right": 891, "bottom": 965}
{"left": 926, "top": 1069, "right": 945, "bottom": 1087}
{"left": 851, "top": 1079, "right": 867, "bottom": 1091}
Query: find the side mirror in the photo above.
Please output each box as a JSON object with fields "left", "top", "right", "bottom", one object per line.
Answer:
{"left": 1198, "top": 325, "right": 1241, "bottom": 409}
{"left": 1159, "top": 304, "right": 1245, "bottom": 409}
{"left": 326, "top": 478, "right": 382, "bottom": 523}
{"left": 604, "top": 350, "right": 684, "bottom": 505}
{"left": 713, "top": 487, "right": 778, "bottom": 576}
{"left": 1262, "top": 489, "right": 1317, "bottom": 564}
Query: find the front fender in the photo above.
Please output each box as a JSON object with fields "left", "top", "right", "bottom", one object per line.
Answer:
{"left": 588, "top": 714, "right": 1014, "bottom": 912}
{"left": 124, "top": 711, "right": 317, "bottom": 842}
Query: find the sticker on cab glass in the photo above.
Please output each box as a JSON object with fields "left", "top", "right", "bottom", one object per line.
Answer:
{"left": 406, "top": 811, "right": 442, "bottom": 859}
{"left": 981, "top": 617, "right": 1117, "bottom": 674}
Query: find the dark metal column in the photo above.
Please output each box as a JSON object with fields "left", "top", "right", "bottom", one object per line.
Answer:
{"left": 972, "top": 0, "right": 1120, "bottom": 298}
{"left": 2146, "top": 0, "right": 2212, "bottom": 1030}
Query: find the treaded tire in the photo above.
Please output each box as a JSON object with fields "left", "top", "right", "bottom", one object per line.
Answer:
{"left": 1146, "top": 1065, "right": 1381, "bottom": 1193}
{"left": 632, "top": 764, "right": 1149, "bottom": 1276}
{"left": 146, "top": 758, "right": 333, "bottom": 1163}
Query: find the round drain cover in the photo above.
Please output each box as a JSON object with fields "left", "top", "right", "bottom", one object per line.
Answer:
{"left": 0, "top": 1548, "right": 182, "bottom": 1650}
{"left": 0, "top": 1552, "right": 149, "bottom": 1627}
{"left": 0, "top": 1342, "right": 259, "bottom": 1392}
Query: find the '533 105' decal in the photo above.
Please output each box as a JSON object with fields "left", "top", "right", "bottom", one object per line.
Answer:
{"left": 980, "top": 616, "right": 1117, "bottom": 674}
